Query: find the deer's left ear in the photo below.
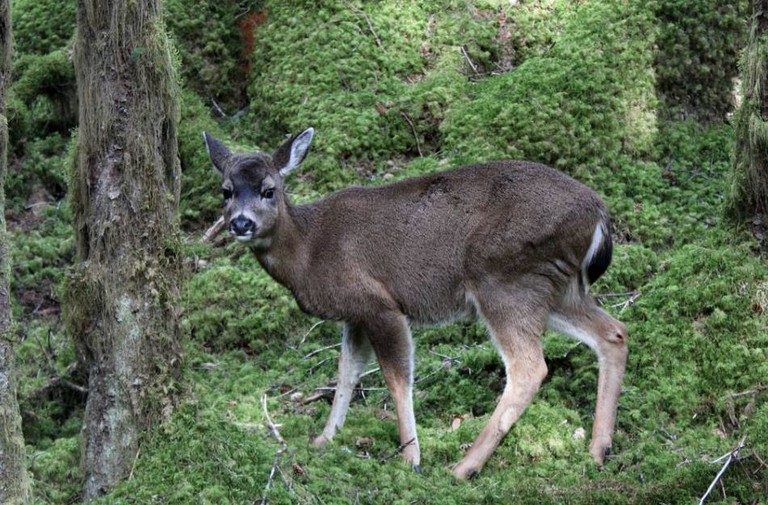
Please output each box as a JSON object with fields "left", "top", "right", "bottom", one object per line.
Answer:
{"left": 274, "top": 127, "right": 314, "bottom": 178}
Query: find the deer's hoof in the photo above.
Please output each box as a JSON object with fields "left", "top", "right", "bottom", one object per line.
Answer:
{"left": 451, "top": 462, "right": 479, "bottom": 480}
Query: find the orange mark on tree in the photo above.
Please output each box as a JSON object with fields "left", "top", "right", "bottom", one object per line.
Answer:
{"left": 239, "top": 9, "right": 268, "bottom": 75}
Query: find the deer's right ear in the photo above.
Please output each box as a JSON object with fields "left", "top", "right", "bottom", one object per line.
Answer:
{"left": 274, "top": 127, "right": 315, "bottom": 178}
{"left": 203, "top": 132, "right": 232, "bottom": 174}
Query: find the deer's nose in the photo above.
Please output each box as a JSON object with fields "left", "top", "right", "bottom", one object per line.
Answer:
{"left": 230, "top": 216, "right": 255, "bottom": 236}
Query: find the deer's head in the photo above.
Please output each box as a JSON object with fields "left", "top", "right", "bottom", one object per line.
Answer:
{"left": 203, "top": 128, "right": 314, "bottom": 247}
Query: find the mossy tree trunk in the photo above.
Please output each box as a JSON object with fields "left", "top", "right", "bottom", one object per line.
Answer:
{"left": 729, "top": 0, "right": 768, "bottom": 220}
{"left": 68, "top": 0, "right": 182, "bottom": 499}
{"left": 0, "top": 0, "right": 32, "bottom": 503}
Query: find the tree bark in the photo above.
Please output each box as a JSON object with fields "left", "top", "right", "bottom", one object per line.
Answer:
{"left": 68, "top": 0, "right": 182, "bottom": 499}
{"left": 729, "top": 0, "right": 768, "bottom": 220}
{"left": 0, "top": 0, "right": 32, "bottom": 502}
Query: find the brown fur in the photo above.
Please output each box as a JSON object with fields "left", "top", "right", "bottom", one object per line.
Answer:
{"left": 204, "top": 129, "right": 628, "bottom": 478}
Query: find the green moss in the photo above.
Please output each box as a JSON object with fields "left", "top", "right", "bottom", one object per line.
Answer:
{"left": 11, "top": 50, "right": 77, "bottom": 138}
{"left": 183, "top": 251, "right": 315, "bottom": 352}
{"left": 241, "top": 0, "right": 577, "bottom": 190}
{"left": 164, "top": 0, "right": 259, "bottom": 113}
{"left": 10, "top": 0, "right": 76, "bottom": 55}
{"left": 654, "top": 0, "right": 747, "bottom": 121}
{"left": 441, "top": 0, "right": 658, "bottom": 172}
{"left": 5, "top": 133, "right": 70, "bottom": 209}
{"left": 177, "top": 90, "right": 229, "bottom": 229}
{"left": 9, "top": 1, "right": 768, "bottom": 503}
{"left": 28, "top": 435, "right": 81, "bottom": 504}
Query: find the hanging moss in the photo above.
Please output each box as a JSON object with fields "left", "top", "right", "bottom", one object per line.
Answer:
{"left": 728, "top": 8, "right": 768, "bottom": 220}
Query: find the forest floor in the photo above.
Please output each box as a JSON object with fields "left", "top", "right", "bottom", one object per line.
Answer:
{"left": 6, "top": 0, "right": 768, "bottom": 504}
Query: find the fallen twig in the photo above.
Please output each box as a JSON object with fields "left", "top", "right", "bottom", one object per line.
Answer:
{"left": 725, "top": 385, "right": 768, "bottom": 400}
{"left": 307, "top": 356, "right": 335, "bottom": 375}
{"left": 428, "top": 349, "right": 460, "bottom": 363}
{"left": 596, "top": 291, "right": 638, "bottom": 299}
{"left": 259, "top": 394, "right": 288, "bottom": 505}
{"left": 607, "top": 290, "right": 641, "bottom": 312}
{"left": 460, "top": 46, "right": 479, "bottom": 75}
{"left": 303, "top": 342, "right": 341, "bottom": 360}
{"left": 298, "top": 320, "right": 326, "bottom": 348}
{"left": 313, "top": 386, "right": 387, "bottom": 393}
{"left": 400, "top": 111, "right": 423, "bottom": 157}
{"left": 262, "top": 393, "right": 287, "bottom": 446}
{"left": 348, "top": 3, "right": 382, "bottom": 48}
{"left": 301, "top": 367, "right": 381, "bottom": 404}
{"left": 128, "top": 447, "right": 141, "bottom": 481}
{"left": 200, "top": 216, "right": 226, "bottom": 243}
{"left": 379, "top": 437, "right": 416, "bottom": 463}
{"left": 699, "top": 436, "right": 747, "bottom": 505}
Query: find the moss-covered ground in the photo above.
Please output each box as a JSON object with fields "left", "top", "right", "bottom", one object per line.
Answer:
{"left": 6, "top": 0, "right": 766, "bottom": 503}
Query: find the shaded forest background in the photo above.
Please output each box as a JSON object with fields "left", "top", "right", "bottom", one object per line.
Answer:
{"left": 4, "top": 0, "right": 768, "bottom": 503}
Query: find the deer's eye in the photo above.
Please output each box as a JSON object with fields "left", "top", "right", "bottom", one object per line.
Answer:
{"left": 261, "top": 188, "right": 275, "bottom": 200}
{"left": 222, "top": 188, "right": 233, "bottom": 201}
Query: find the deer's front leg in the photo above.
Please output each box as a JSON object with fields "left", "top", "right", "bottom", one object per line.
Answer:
{"left": 314, "top": 323, "right": 372, "bottom": 446}
{"left": 366, "top": 312, "right": 420, "bottom": 470}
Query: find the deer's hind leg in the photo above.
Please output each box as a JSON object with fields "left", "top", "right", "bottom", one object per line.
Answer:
{"left": 452, "top": 287, "right": 551, "bottom": 480}
{"left": 547, "top": 296, "right": 627, "bottom": 464}
{"left": 314, "top": 322, "right": 374, "bottom": 446}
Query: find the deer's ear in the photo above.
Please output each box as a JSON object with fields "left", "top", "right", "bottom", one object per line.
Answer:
{"left": 274, "top": 127, "right": 314, "bottom": 178}
{"left": 203, "top": 132, "right": 232, "bottom": 175}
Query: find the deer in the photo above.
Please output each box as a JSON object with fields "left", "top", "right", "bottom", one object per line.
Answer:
{"left": 202, "top": 127, "right": 628, "bottom": 479}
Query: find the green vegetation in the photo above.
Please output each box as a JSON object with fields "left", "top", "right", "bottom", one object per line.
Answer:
{"left": 6, "top": 0, "right": 765, "bottom": 503}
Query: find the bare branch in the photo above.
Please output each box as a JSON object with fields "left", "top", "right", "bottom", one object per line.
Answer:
{"left": 298, "top": 320, "right": 326, "bottom": 348}
{"left": 200, "top": 216, "right": 226, "bottom": 243}
{"left": 400, "top": 111, "right": 423, "bottom": 157}
{"left": 379, "top": 437, "right": 417, "bottom": 463}
{"left": 259, "top": 393, "right": 288, "bottom": 505}
{"left": 699, "top": 437, "right": 747, "bottom": 505}
{"left": 262, "top": 393, "right": 287, "bottom": 447}
{"left": 303, "top": 342, "right": 341, "bottom": 360}
{"left": 460, "top": 46, "right": 479, "bottom": 76}
{"left": 348, "top": 3, "right": 382, "bottom": 48}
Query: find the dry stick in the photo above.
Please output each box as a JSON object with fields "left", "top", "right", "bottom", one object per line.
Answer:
{"left": 301, "top": 368, "right": 382, "bottom": 405}
{"left": 200, "top": 216, "right": 226, "bottom": 243}
{"left": 128, "top": 447, "right": 141, "bottom": 481}
{"left": 313, "top": 386, "right": 387, "bottom": 393}
{"left": 596, "top": 291, "right": 639, "bottom": 299}
{"left": 307, "top": 356, "right": 335, "bottom": 375}
{"left": 262, "top": 393, "right": 287, "bottom": 446}
{"left": 348, "top": 3, "right": 382, "bottom": 48}
{"left": 699, "top": 436, "right": 747, "bottom": 505}
{"left": 260, "top": 394, "right": 288, "bottom": 505}
{"left": 610, "top": 290, "right": 641, "bottom": 313}
{"left": 298, "top": 320, "right": 326, "bottom": 348}
{"left": 303, "top": 342, "right": 341, "bottom": 360}
{"left": 726, "top": 385, "right": 768, "bottom": 399}
{"left": 379, "top": 437, "right": 417, "bottom": 463}
{"left": 460, "top": 46, "right": 479, "bottom": 75}
{"left": 400, "top": 111, "right": 423, "bottom": 157}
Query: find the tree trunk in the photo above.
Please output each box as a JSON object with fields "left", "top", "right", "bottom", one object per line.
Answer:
{"left": 0, "top": 0, "right": 32, "bottom": 502}
{"left": 729, "top": 0, "right": 768, "bottom": 220}
{"left": 68, "top": 0, "right": 182, "bottom": 498}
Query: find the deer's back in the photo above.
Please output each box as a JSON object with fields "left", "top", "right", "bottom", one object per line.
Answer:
{"left": 297, "top": 161, "right": 607, "bottom": 324}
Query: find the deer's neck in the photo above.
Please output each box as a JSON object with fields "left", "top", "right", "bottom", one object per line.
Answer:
{"left": 251, "top": 201, "right": 313, "bottom": 293}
